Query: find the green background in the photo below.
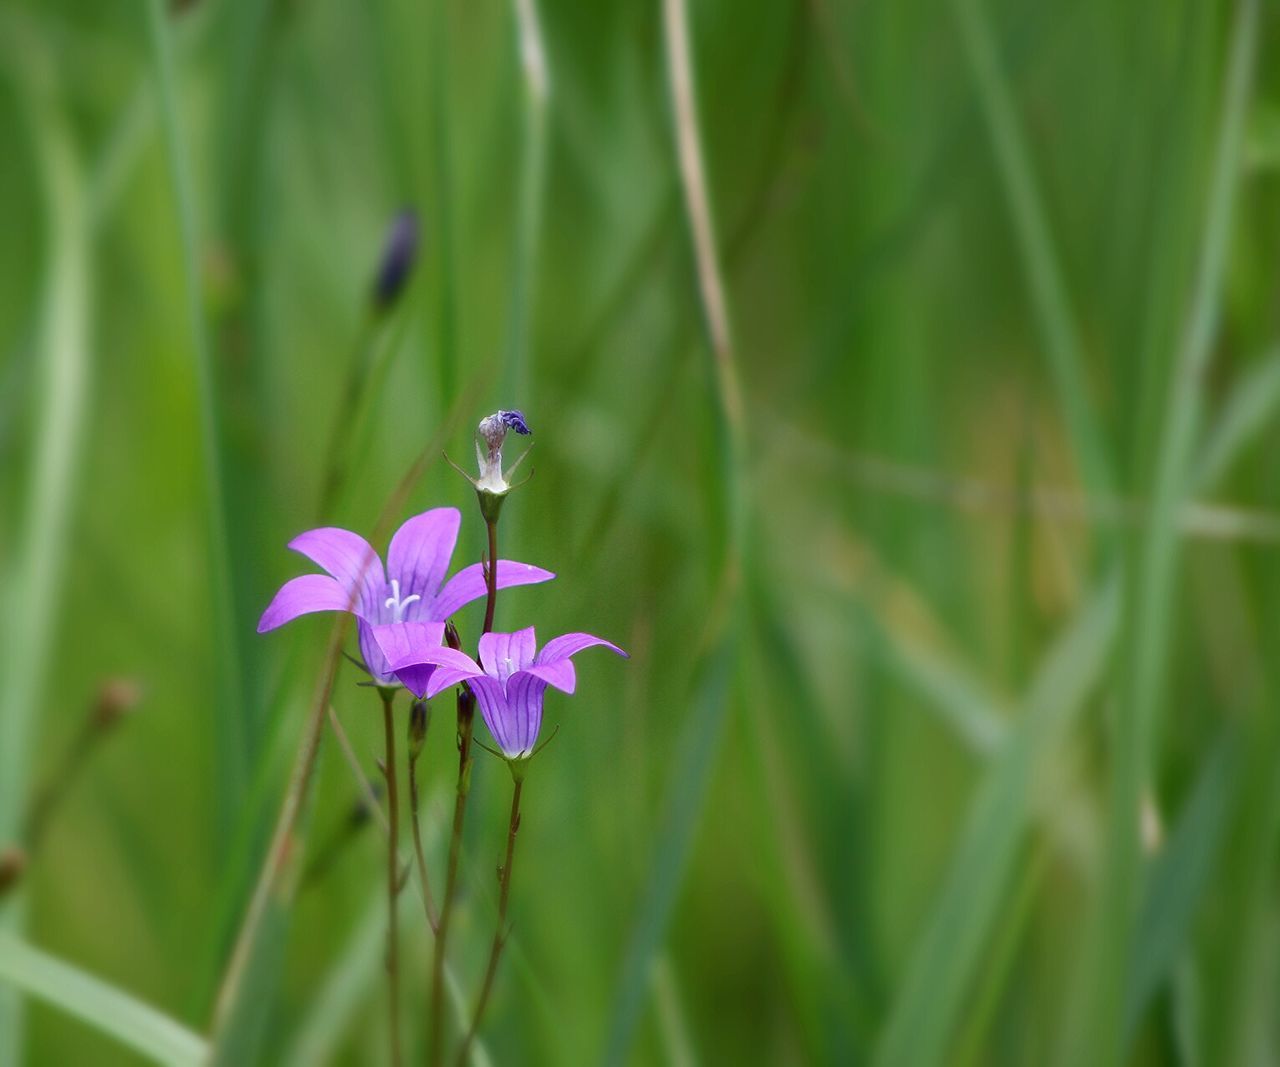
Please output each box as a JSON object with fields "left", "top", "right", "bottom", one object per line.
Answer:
{"left": 1, "top": 0, "right": 1279, "bottom": 1064}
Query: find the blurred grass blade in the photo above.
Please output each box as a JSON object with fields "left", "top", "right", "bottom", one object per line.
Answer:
{"left": 0, "top": 932, "right": 207, "bottom": 1067}
{"left": 1124, "top": 731, "right": 1239, "bottom": 1046}
{"left": 145, "top": 0, "right": 250, "bottom": 840}
{"left": 652, "top": 954, "right": 699, "bottom": 1067}
{"left": 1086, "top": 1, "right": 1258, "bottom": 1060}
{"left": 282, "top": 887, "right": 389, "bottom": 1067}
{"left": 952, "top": 844, "right": 1047, "bottom": 1067}
{"left": 602, "top": 631, "right": 736, "bottom": 1067}
{"left": 802, "top": 524, "right": 1009, "bottom": 756}
{"left": 283, "top": 881, "right": 491, "bottom": 1067}
{"left": 502, "top": 0, "right": 550, "bottom": 402}
{"left": 597, "top": 2, "right": 750, "bottom": 1060}
{"left": 1194, "top": 345, "right": 1280, "bottom": 489}
{"left": 741, "top": 610, "right": 868, "bottom": 1059}
{"left": 0, "top": 40, "right": 91, "bottom": 1061}
{"left": 949, "top": 0, "right": 1111, "bottom": 500}
{"left": 874, "top": 574, "right": 1119, "bottom": 1067}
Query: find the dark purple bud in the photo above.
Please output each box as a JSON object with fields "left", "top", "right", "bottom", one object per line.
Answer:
{"left": 499, "top": 410, "right": 531, "bottom": 435}
{"left": 372, "top": 210, "right": 419, "bottom": 310}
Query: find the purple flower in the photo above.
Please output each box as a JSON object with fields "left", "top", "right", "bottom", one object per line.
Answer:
{"left": 257, "top": 508, "right": 554, "bottom": 691}
{"left": 385, "top": 627, "right": 628, "bottom": 759}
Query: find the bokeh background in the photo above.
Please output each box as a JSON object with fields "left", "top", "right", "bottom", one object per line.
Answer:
{"left": 2, "top": 0, "right": 1279, "bottom": 1064}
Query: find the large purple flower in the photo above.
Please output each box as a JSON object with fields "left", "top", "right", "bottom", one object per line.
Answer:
{"left": 257, "top": 508, "right": 554, "bottom": 688}
{"left": 385, "top": 627, "right": 628, "bottom": 759}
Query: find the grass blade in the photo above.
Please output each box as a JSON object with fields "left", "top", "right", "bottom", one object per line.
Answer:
{"left": 601, "top": 632, "right": 736, "bottom": 1067}
{"left": 0, "top": 932, "right": 207, "bottom": 1067}
{"left": 1193, "top": 345, "right": 1280, "bottom": 489}
{"left": 1084, "top": 2, "right": 1258, "bottom": 1060}
{"left": 502, "top": 0, "right": 551, "bottom": 403}
{"left": 144, "top": 0, "right": 249, "bottom": 842}
{"left": 1124, "top": 731, "right": 1239, "bottom": 1045}
{"left": 874, "top": 574, "right": 1119, "bottom": 1067}
{"left": 0, "top": 39, "right": 91, "bottom": 1061}
{"left": 949, "top": 0, "right": 1112, "bottom": 500}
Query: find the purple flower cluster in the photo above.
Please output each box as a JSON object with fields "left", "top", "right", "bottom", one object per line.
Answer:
{"left": 259, "top": 486, "right": 625, "bottom": 759}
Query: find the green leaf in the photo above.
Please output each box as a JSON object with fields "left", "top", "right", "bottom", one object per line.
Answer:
{"left": 0, "top": 932, "right": 207, "bottom": 1067}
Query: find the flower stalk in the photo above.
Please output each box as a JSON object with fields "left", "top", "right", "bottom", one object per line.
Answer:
{"left": 407, "top": 700, "right": 439, "bottom": 932}
{"left": 456, "top": 764, "right": 525, "bottom": 1066}
{"left": 482, "top": 519, "right": 499, "bottom": 636}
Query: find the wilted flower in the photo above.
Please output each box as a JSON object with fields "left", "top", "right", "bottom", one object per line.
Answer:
{"left": 257, "top": 508, "right": 554, "bottom": 689}
{"left": 385, "top": 627, "right": 627, "bottom": 759}
{"left": 475, "top": 410, "right": 531, "bottom": 494}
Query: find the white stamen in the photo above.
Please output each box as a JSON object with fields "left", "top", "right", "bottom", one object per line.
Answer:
{"left": 383, "top": 578, "right": 421, "bottom": 622}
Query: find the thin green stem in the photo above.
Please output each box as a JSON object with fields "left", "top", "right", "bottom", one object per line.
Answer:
{"left": 482, "top": 520, "right": 499, "bottom": 634}
{"left": 20, "top": 692, "right": 120, "bottom": 850}
{"left": 409, "top": 735, "right": 440, "bottom": 933}
{"left": 456, "top": 774, "right": 524, "bottom": 1065}
{"left": 380, "top": 691, "right": 403, "bottom": 1067}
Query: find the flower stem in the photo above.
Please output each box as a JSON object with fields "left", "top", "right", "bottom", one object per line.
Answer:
{"left": 455, "top": 773, "right": 524, "bottom": 1066}
{"left": 482, "top": 519, "right": 499, "bottom": 634}
{"left": 380, "top": 690, "right": 403, "bottom": 1067}
{"left": 432, "top": 517, "right": 499, "bottom": 1063}
{"left": 429, "top": 687, "right": 476, "bottom": 1067}
{"left": 409, "top": 733, "right": 440, "bottom": 934}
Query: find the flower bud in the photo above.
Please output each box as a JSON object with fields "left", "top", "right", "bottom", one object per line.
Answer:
{"left": 444, "top": 620, "right": 462, "bottom": 651}
{"left": 92, "top": 677, "right": 142, "bottom": 732}
{"left": 0, "top": 846, "right": 26, "bottom": 895}
{"left": 408, "top": 700, "right": 430, "bottom": 759}
{"left": 371, "top": 210, "right": 419, "bottom": 311}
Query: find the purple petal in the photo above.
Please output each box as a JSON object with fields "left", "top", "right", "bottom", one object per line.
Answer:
{"left": 289, "top": 527, "right": 384, "bottom": 616}
{"left": 536, "top": 632, "right": 629, "bottom": 666}
{"left": 423, "top": 658, "right": 486, "bottom": 699}
{"left": 358, "top": 620, "right": 397, "bottom": 686}
{"left": 386, "top": 508, "right": 461, "bottom": 607}
{"left": 478, "top": 628, "right": 538, "bottom": 681}
{"left": 468, "top": 676, "right": 515, "bottom": 755}
{"left": 369, "top": 622, "right": 446, "bottom": 697}
{"left": 504, "top": 672, "right": 549, "bottom": 757}
{"left": 523, "top": 660, "right": 577, "bottom": 694}
{"left": 257, "top": 574, "right": 351, "bottom": 633}
{"left": 381, "top": 645, "right": 485, "bottom": 701}
{"left": 428, "top": 560, "right": 555, "bottom": 619}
